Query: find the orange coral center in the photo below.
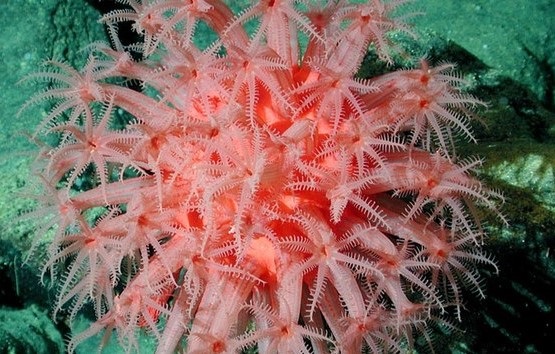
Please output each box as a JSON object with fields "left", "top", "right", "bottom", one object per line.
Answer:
{"left": 137, "top": 214, "right": 149, "bottom": 227}
{"left": 212, "top": 340, "right": 226, "bottom": 353}
{"left": 419, "top": 99, "right": 429, "bottom": 109}
{"left": 435, "top": 249, "right": 447, "bottom": 259}
{"left": 280, "top": 325, "right": 291, "bottom": 336}
{"left": 87, "top": 140, "right": 98, "bottom": 150}
{"left": 79, "top": 86, "right": 96, "bottom": 102}
{"left": 427, "top": 178, "right": 438, "bottom": 188}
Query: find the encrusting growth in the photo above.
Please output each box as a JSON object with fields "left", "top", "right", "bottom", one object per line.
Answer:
{"left": 22, "top": 0, "right": 504, "bottom": 353}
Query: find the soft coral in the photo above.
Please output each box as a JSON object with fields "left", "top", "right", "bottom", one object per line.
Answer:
{"left": 46, "top": 98, "right": 143, "bottom": 199}
{"left": 24, "top": 0, "right": 504, "bottom": 353}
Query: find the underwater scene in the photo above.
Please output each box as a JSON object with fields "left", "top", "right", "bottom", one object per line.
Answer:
{"left": 0, "top": 0, "right": 553, "bottom": 353}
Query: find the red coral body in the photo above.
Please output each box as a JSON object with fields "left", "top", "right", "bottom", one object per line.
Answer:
{"left": 25, "top": 0, "right": 503, "bottom": 353}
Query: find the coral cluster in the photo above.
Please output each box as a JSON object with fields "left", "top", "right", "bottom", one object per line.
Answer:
{"left": 24, "top": 0, "right": 503, "bottom": 352}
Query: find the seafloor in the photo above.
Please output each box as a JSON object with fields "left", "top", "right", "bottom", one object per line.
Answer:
{"left": 0, "top": 0, "right": 553, "bottom": 353}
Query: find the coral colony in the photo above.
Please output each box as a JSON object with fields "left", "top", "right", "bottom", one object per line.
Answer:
{"left": 23, "top": 0, "right": 504, "bottom": 352}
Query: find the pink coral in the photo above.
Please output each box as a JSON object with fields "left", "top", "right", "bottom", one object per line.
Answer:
{"left": 25, "top": 0, "right": 504, "bottom": 353}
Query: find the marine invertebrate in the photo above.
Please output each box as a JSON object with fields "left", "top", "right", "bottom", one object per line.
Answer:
{"left": 24, "top": 0, "right": 503, "bottom": 352}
